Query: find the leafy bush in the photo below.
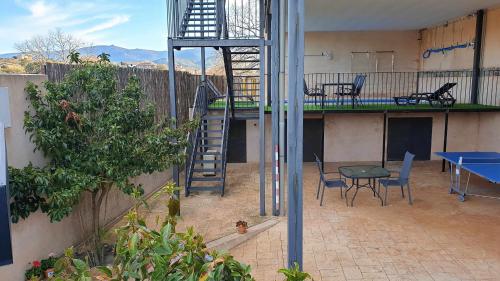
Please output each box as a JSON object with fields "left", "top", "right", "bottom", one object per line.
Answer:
{"left": 10, "top": 58, "right": 193, "bottom": 264}
{"left": 53, "top": 196, "right": 255, "bottom": 281}
{"left": 278, "top": 262, "right": 312, "bottom": 281}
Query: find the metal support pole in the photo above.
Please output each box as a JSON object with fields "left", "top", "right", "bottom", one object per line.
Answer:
{"left": 259, "top": 42, "right": 266, "bottom": 216}
{"left": 279, "top": 0, "right": 286, "bottom": 216}
{"left": 271, "top": 0, "right": 280, "bottom": 216}
{"left": 471, "top": 10, "right": 484, "bottom": 104}
{"left": 287, "top": 0, "right": 304, "bottom": 269}
{"left": 201, "top": 47, "right": 206, "bottom": 82}
{"left": 168, "top": 39, "right": 180, "bottom": 205}
{"left": 382, "top": 111, "right": 387, "bottom": 168}
{"left": 442, "top": 110, "right": 449, "bottom": 172}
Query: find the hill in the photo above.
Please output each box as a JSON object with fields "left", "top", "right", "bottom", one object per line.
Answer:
{"left": 0, "top": 45, "right": 221, "bottom": 70}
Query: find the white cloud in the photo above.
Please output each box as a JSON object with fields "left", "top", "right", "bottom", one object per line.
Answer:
{"left": 79, "top": 15, "right": 130, "bottom": 36}
{"left": 27, "top": 0, "right": 53, "bottom": 17}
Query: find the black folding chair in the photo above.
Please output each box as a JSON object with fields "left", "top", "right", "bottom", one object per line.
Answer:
{"left": 303, "top": 79, "right": 326, "bottom": 107}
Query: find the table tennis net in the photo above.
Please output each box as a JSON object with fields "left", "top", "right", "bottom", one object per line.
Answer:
{"left": 459, "top": 157, "right": 500, "bottom": 164}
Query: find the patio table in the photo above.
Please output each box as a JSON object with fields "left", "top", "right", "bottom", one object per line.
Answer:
{"left": 339, "top": 165, "right": 390, "bottom": 206}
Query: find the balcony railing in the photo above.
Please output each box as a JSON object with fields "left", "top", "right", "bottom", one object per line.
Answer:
{"left": 302, "top": 69, "right": 500, "bottom": 111}
{"left": 167, "top": 0, "right": 261, "bottom": 39}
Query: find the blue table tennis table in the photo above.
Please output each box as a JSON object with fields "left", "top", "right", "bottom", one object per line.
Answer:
{"left": 436, "top": 152, "right": 500, "bottom": 201}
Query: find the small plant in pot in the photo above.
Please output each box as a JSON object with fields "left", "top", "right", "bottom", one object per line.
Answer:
{"left": 25, "top": 260, "right": 42, "bottom": 281}
{"left": 236, "top": 220, "right": 248, "bottom": 234}
{"left": 278, "top": 262, "right": 313, "bottom": 281}
{"left": 41, "top": 254, "right": 57, "bottom": 279}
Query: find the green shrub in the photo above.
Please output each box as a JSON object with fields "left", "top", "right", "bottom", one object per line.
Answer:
{"left": 10, "top": 58, "right": 194, "bottom": 264}
{"left": 278, "top": 262, "right": 312, "bottom": 281}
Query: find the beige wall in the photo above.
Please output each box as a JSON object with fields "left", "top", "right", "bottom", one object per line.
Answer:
{"left": 245, "top": 112, "right": 500, "bottom": 163}
{"left": 0, "top": 74, "right": 171, "bottom": 281}
{"left": 419, "top": 7, "right": 500, "bottom": 71}
{"left": 303, "top": 31, "right": 419, "bottom": 73}
{"left": 418, "top": 15, "right": 476, "bottom": 71}
{"left": 483, "top": 7, "right": 500, "bottom": 68}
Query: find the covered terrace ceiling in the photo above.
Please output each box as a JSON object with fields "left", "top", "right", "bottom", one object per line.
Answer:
{"left": 305, "top": 0, "right": 500, "bottom": 31}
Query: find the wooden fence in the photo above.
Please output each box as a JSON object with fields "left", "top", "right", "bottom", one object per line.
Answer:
{"left": 44, "top": 63, "right": 226, "bottom": 125}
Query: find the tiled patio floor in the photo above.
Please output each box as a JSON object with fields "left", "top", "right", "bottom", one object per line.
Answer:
{"left": 229, "top": 161, "right": 500, "bottom": 281}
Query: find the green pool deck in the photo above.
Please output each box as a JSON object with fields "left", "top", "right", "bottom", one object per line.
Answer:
{"left": 207, "top": 101, "right": 500, "bottom": 113}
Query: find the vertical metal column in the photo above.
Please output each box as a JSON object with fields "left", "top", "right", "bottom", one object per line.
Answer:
{"left": 271, "top": 0, "right": 280, "bottom": 216}
{"left": 168, "top": 39, "right": 180, "bottom": 202}
{"left": 287, "top": 0, "right": 304, "bottom": 269}
{"left": 259, "top": 41, "right": 266, "bottom": 216}
{"left": 442, "top": 110, "right": 449, "bottom": 172}
{"left": 382, "top": 111, "right": 387, "bottom": 168}
{"left": 471, "top": 10, "right": 484, "bottom": 104}
{"left": 279, "top": 0, "right": 286, "bottom": 216}
{"left": 259, "top": 0, "right": 266, "bottom": 217}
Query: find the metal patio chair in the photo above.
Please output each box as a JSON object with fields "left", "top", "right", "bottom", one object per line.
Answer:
{"left": 333, "top": 74, "right": 366, "bottom": 107}
{"left": 314, "top": 154, "right": 348, "bottom": 206}
{"left": 378, "top": 152, "right": 415, "bottom": 206}
{"left": 304, "top": 79, "right": 327, "bottom": 107}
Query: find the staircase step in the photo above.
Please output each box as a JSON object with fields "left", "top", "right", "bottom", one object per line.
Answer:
{"left": 203, "top": 116, "right": 224, "bottom": 120}
{"left": 197, "top": 151, "right": 222, "bottom": 157}
{"left": 234, "top": 75, "right": 260, "bottom": 78}
{"left": 200, "top": 129, "right": 223, "bottom": 133}
{"left": 192, "top": 168, "right": 222, "bottom": 173}
{"left": 231, "top": 51, "right": 260, "bottom": 55}
{"left": 232, "top": 60, "right": 260, "bottom": 63}
{"left": 189, "top": 6, "right": 216, "bottom": 10}
{"left": 233, "top": 68, "right": 260, "bottom": 71}
{"left": 235, "top": 88, "right": 260, "bottom": 91}
{"left": 198, "top": 144, "right": 221, "bottom": 148}
{"left": 194, "top": 159, "right": 222, "bottom": 163}
{"left": 184, "top": 23, "right": 217, "bottom": 27}
{"left": 200, "top": 136, "right": 223, "bottom": 140}
{"left": 188, "top": 186, "right": 223, "bottom": 192}
{"left": 187, "top": 12, "right": 217, "bottom": 16}
{"left": 191, "top": 177, "right": 223, "bottom": 182}
{"left": 233, "top": 82, "right": 260, "bottom": 85}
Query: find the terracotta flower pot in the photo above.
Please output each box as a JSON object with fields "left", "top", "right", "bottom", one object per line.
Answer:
{"left": 237, "top": 225, "right": 248, "bottom": 234}
{"left": 44, "top": 268, "right": 55, "bottom": 279}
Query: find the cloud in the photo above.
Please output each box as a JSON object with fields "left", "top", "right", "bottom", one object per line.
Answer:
{"left": 27, "top": 0, "right": 53, "bottom": 17}
{"left": 79, "top": 15, "right": 130, "bottom": 36}
{"left": 0, "top": 0, "right": 131, "bottom": 52}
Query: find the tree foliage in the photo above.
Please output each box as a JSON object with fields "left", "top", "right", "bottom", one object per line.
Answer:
{"left": 10, "top": 59, "right": 193, "bottom": 263}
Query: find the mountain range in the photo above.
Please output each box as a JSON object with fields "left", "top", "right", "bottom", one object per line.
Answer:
{"left": 0, "top": 45, "right": 221, "bottom": 69}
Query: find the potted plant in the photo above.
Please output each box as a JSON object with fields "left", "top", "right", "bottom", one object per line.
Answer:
{"left": 278, "top": 262, "right": 313, "bottom": 281}
{"left": 41, "top": 255, "right": 57, "bottom": 279}
{"left": 236, "top": 220, "right": 248, "bottom": 234}
{"left": 25, "top": 260, "right": 42, "bottom": 281}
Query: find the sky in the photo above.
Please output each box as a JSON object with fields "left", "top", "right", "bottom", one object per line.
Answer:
{"left": 0, "top": 0, "right": 169, "bottom": 53}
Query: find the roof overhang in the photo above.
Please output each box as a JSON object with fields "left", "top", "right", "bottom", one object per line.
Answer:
{"left": 304, "top": 0, "right": 500, "bottom": 31}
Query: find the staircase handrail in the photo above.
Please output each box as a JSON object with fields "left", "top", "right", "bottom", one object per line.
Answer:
{"left": 185, "top": 84, "right": 207, "bottom": 194}
{"left": 219, "top": 89, "right": 231, "bottom": 193}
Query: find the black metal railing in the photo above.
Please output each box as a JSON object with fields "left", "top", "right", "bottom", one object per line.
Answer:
{"left": 479, "top": 68, "right": 500, "bottom": 106}
{"left": 184, "top": 84, "right": 207, "bottom": 193}
{"left": 167, "top": 0, "right": 261, "bottom": 39}
{"left": 303, "top": 69, "right": 500, "bottom": 110}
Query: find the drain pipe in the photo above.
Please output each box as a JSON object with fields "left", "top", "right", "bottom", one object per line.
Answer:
{"left": 279, "top": 0, "right": 286, "bottom": 216}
